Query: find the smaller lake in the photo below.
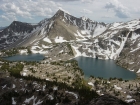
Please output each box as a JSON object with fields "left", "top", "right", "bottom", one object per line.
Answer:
{"left": 75, "top": 56, "right": 137, "bottom": 80}
{"left": 3, "top": 54, "right": 45, "bottom": 62}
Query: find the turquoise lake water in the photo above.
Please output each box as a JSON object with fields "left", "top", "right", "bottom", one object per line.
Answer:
{"left": 3, "top": 54, "right": 45, "bottom": 62}
{"left": 75, "top": 56, "right": 136, "bottom": 80}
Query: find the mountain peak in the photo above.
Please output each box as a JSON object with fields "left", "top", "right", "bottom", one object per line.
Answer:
{"left": 57, "top": 9, "right": 64, "bottom": 13}
{"left": 54, "top": 9, "right": 70, "bottom": 17}
{"left": 52, "top": 9, "right": 68, "bottom": 19}
{"left": 55, "top": 9, "right": 64, "bottom": 16}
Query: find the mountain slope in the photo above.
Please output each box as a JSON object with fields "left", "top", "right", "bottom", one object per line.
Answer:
{"left": 0, "top": 21, "right": 38, "bottom": 49}
{"left": 71, "top": 19, "right": 140, "bottom": 72}
{"left": 0, "top": 10, "right": 140, "bottom": 73}
{"left": 0, "top": 26, "right": 7, "bottom": 31}
{"left": 0, "top": 10, "right": 107, "bottom": 49}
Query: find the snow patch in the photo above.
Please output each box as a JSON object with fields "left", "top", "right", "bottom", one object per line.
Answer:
{"left": 131, "top": 33, "right": 140, "bottom": 40}
{"left": 13, "top": 84, "right": 16, "bottom": 88}
{"left": 130, "top": 47, "right": 140, "bottom": 52}
{"left": 129, "top": 62, "right": 134, "bottom": 64}
{"left": 42, "top": 45, "right": 52, "bottom": 48}
{"left": 74, "top": 30, "right": 86, "bottom": 40}
{"left": 33, "top": 97, "right": 43, "bottom": 105}
{"left": 12, "top": 97, "right": 16, "bottom": 105}
{"left": 40, "top": 28, "right": 45, "bottom": 35}
{"left": 46, "top": 78, "right": 49, "bottom": 81}
{"left": 110, "top": 32, "right": 130, "bottom": 59}
{"left": 43, "top": 37, "right": 52, "bottom": 43}
{"left": 96, "top": 90, "right": 101, "bottom": 93}
{"left": 81, "top": 16, "right": 88, "bottom": 21}
{"left": 94, "top": 39, "right": 99, "bottom": 43}
{"left": 43, "top": 85, "right": 46, "bottom": 91}
{"left": 48, "top": 95, "right": 54, "bottom": 100}
{"left": 81, "top": 30, "right": 88, "bottom": 34}
{"left": 71, "top": 45, "right": 81, "bottom": 57}
{"left": 59, "top": 50, "right": 63, "bottom": 53}
{"left": 88, "top": 82, "right": 94, "bottom": 86}
{"left": 55, "top": 36, "right": 67, "bottom": 43}
{"left": 114, "top": 85, "right": 122, "bottom": 90}
{"left": 93, "top": 25, "right": 106, "bottom": 37}
{"left": 125, "top": 99, "right": 136, "bottom": 103}
{"left": 49, "top": 21, "right": 54, "bottom": 29}
{"left": 24, "top": 95, "right": 43, "bottom": 105}
{"left": 19, "top": 49, "right": 28, "bottom": 54}
{"left": 126, "top": 95, "right": 132, "bottom": 99}
{"left": 129, "top": 69, "right": 134, "bottom": 72}
{"left": 53, "top": 86, "right": 58, "bottom": 90}
{"left": 22, "top": 72, "right": 27, "bottom": 76}
{"left": 112, "top": 22, "right": 121, "bottom": 27}
{"left": 31, "top": 45, "right": 48, "bottom": 54}
{"left": 137, "top": 69, "right": 140, "bottom": 73}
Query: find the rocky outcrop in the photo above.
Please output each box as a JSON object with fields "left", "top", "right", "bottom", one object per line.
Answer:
{"left": 89, "top": 94, "right": 129, "bottom": 105}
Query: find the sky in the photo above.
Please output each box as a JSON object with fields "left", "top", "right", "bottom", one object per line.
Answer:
{"left": 0, "top": 0, "right": 140, "bottom": 26}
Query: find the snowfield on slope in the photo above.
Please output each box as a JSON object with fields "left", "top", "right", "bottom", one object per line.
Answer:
{"left": 55, "top": 36, "right": 67, "bottom": 43}
{"left": 43, "top": 37, "right": 52, "bottom": 43}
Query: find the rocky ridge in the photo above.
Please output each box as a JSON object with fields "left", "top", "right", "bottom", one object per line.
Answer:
{"left": 0, "top": 9, "right": 140, "bottom": 73}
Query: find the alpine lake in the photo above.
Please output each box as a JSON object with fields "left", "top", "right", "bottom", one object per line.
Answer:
{"left": 3, "top": 54, "right": 137, "bottom": 80}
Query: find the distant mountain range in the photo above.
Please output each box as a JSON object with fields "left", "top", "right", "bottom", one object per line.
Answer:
{"left": 0, "top": 9, "right": 140, "bottom": 73}
{"left": 0, "top": 26, "right": 7, "bottom": 31}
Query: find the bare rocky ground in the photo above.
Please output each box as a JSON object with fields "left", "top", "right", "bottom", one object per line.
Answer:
{"left": 42, "top": 43, "right": 74, "bottom": 62}
{"left": 0, "top": 71, "right": 129, "bottom": 105}
{"left": 0, "top": 71, "right": 80, "bottom": 105}
{"left": 88, "top": 77, "right": 140, "bottom": 105}
{"left": 21, "top": 60, "right": 84, "bottom": 85}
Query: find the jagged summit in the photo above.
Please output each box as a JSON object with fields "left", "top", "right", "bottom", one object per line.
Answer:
{"left": 54, "top": 9, "right": 64, "bottom": 16}
{"left": 50, "top": 9, "right": 65, "bottom": 20}
{"left": 53, "top": 9, "right": 69, "bottom": 19}
{"left": 56, "top": 9, "right": 64, "bottom": 14}
{"left": 56, "top": 9, "right": 70, "bottom": 15}
{"left": 52, "top": 9, "right": 72, "bottom": 21}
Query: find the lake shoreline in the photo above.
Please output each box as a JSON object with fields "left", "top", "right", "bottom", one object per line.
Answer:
{"left": 2, "top": 54, "right": 138, "bottom": 80}
{"left": 75, "top": 56, "right": 137, "bottom": 80}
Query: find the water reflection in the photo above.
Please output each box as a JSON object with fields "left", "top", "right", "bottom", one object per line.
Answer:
{"left": 75, "top": 56, "right": 136, "bottom": 80}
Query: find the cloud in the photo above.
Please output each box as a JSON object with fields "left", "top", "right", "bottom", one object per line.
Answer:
{"left": 0, "top": 13, "right": 17, "bottom": 21}
{"left": 102, "top": 15, "right": 112, "bottom": 18}
{"left": 81, "top": 9, "right": 93, "bottom": 14}
{"left": 52, "top": 0, "right": 79, "bottom": 1}
{"left": 0, "top": 0, "right": 62, "bottom": 21}
{"left": 52, "top": 0, "right": 95, "bottom": 3}
{"left": 1, "top": 2, "right": 31, "bottom": 18}
{"left": 81, "top": 0, "right": 95, "bottom": 3}
{"left": 105, "top": 0, "right": 129, "bottom": 18}
{"left": 133, "top": 7, "right": 140, "bottom": 14}
{"left": 59, "top": 7, "right": 70, "bottom": 14}
{"left": 0, "top": 15, "right": 9, "bottom": 21}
